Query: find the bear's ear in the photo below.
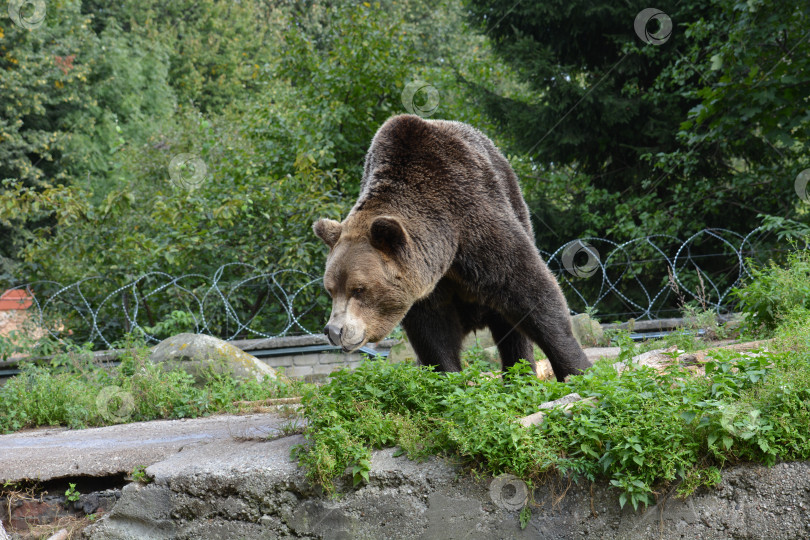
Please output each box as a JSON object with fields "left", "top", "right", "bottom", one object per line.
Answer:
{"left": 369, "top": 216, "right": 409, "bottom": 256}
{"left": 313, "top": 219, "right": 342, "bottom": 248}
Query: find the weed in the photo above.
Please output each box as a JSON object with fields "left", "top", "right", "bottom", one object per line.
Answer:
{"left": 64, "top": 483, "right": 80, "bottom": 503}
{"left": 130, "top": 465, "right": 151, "bottom": 484}
{"left": 682, "top": 304, "right": 729, "bottom": 341}
{"left": 141, "top": 310, "right": 197, "bottom": 340}
{"left": 461, "top": 341, "right": 499, "bottom": 371}
{"left": 0, "top": 333, "right": 14, "bottom": 361}
{"left": 519, "top": 505, "right": 531, "bottom": 529}
{"left": 733, "top": 248, "right": 810, "bottom": 336}
{"left": 675, "top": 465, "right": 722, "bottom": 498}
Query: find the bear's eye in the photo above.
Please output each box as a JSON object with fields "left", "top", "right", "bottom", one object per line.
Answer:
{"left": 351, "top": 287, "right": 364, "bottom": 298}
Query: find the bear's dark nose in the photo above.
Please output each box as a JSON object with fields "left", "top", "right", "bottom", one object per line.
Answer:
{"left": 324, "top": 324, "right": 341, "bottom": 346}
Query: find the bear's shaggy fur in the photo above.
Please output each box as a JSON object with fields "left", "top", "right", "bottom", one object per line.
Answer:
{"left": 313, "top": 114, "right": 591, "bottom": 381}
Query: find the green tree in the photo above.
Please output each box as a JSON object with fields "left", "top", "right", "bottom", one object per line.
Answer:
{"left": 79, "top": 0, "right": 274, "bottom": 113}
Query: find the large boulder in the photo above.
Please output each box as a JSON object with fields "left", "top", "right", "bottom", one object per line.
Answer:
{"left": 150, "top": 333, "right": 279, "bottom": 383}
{"left": 461, "top": 328, "right": 496, "bottom": 350}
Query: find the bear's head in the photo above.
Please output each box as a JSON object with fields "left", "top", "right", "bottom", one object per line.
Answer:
{"left": 313, "top": 215, "right": 417, "bottom": 352}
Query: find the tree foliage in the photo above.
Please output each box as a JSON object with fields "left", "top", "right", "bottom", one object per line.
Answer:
{"left": 465, "top": 0, "right": 810, "bottom": 242}
{"left": 1, "top": 0, "right": 513, "bottom": 342}
{"left": 1, "top": 0, "right": 807, "bottom": 342}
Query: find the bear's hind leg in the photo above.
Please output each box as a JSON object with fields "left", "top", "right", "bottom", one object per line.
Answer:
{"left": 401, "top": 297, "right": 465, "bottom": 372}
{"left": 461, "top": 237, "right": 592, "bottom": 382}
{"left": 494, "top": 272, "right": 591, "bottom": 382}
{"left": 485, "top": 311, "right": 536, "bottom": 375}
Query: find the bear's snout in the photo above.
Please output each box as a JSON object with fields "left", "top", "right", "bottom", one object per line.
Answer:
{"left": 324, "top": 323, "right": 342, "bottom": 347}
{"left": 324, "top": 318, "right": 366, "bottom": 352}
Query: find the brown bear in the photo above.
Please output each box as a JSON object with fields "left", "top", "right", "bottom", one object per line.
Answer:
{"left": 313, "top": 114, "right": 592, "bottom": 381}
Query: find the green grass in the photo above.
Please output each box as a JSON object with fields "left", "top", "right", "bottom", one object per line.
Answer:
{"left": 0, "top": 336, "right": 305, "bottom": 434}
{"left": 294, "top": 309, "right": 810, "bottom": 513}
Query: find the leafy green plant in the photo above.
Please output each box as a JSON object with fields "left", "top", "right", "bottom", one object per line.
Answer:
{"left": 142, "top": 310, "right": 197, "bottom": 339}
{"left": 733, "top": 249, "right": 810, "bottom": 336}
{"left": 682, "top": 304, "right": 729, "bottom": 341}
{"left": 461, "top": 342, "right": 498, "bottom": 371}
{"left": 0, "top": 333, "right": 306, "bottom": 433}
{"left": 0, "top": 333, "right": 14, "bottom": 361}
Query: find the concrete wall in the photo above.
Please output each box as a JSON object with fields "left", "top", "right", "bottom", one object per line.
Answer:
{"left": 229, "top": 334, "right": 398, "bottom": 382}
{"left": 260, "top": 350, "right": 367, "bottom": 380}
{"left": 233, "top": 329, "right": 501, "bottom": 381}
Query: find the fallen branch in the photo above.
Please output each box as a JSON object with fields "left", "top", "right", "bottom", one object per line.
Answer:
{"left": 232, "top": 396, "right": 302, "bottom": 408}
{"left": 614, "top": 339, "right": 774, "bottom": 374}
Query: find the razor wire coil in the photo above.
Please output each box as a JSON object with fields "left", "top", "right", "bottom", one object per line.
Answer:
{"left": 1, "top": 227, "right": 780, "bottom": 348}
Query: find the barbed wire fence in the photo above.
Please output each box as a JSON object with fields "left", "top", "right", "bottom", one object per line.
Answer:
{"left": 0, "top": 227, "right": 784, "bottom": 349}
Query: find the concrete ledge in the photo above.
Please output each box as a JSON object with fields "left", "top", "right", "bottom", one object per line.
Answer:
{"left": 76, "top": 414, "right": 810, "bottom": 539}
{"left": 0, "top": 414, "right": 292, "bottom": 484}
{"left": 4, "top": 412, "right": 806, "bottom": 539}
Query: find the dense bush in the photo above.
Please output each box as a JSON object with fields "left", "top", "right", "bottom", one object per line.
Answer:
{"left": 2, "top": 0, "right": 808, "bottom": 342}
{"left": 1, "top": 0, "right": 507, "bottom": 343}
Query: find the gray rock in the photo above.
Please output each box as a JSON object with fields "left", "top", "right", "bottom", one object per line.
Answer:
{"left": 571, "top": 313, "right": 604, "bottom": 347}
{"left": 461, "top": 328, "right": 496, "bottom": 350}
{"left": 387, "top": 339, "right": 417, "bottom": 364}
{"left": 481, "top": 345, "right": 500, "bottom": 363}
{"left": 538, "top": 392, "right": 584, "bottom": 409}
{"left": 150, "top": 333, "right": 278, "bottom": 383}
{"left": 518, "top": 393, "right": 598, "bottom": 427}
